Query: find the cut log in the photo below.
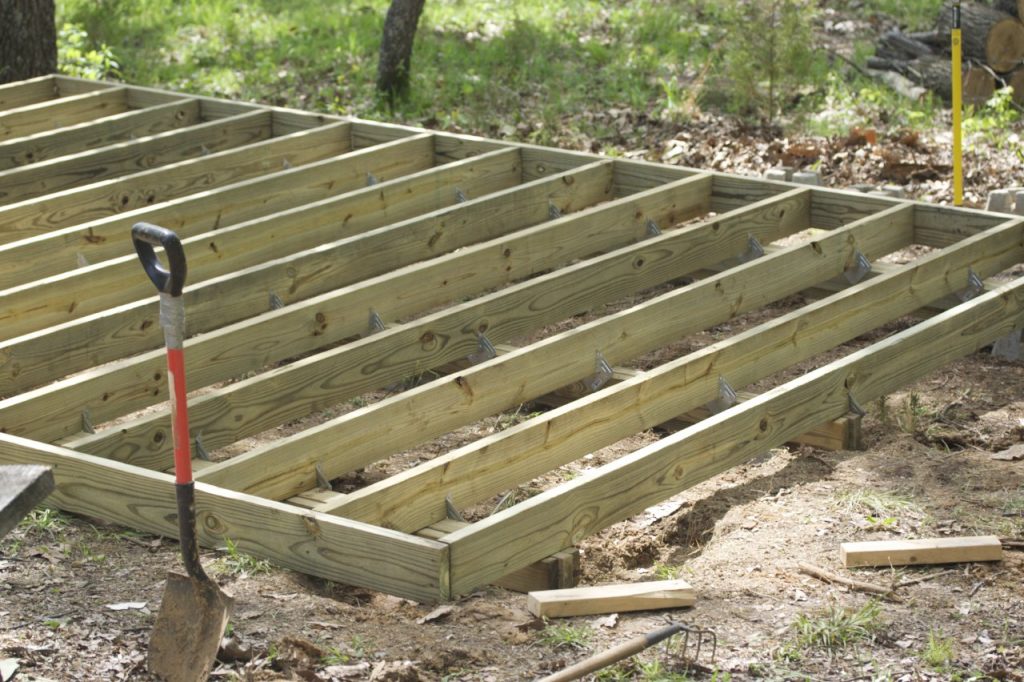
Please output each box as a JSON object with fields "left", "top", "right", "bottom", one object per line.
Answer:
{"left": 965, "top": 64, "right": 999, "bottom": 104}
{"left": 526, "top": 580, "right": 696, "bottom": 618}
{"left": 907, "top": 55, "right": 955, "bottom": 100}
{"left": 880, "top": 30, "right": 937, "bottom": 60}
{"left": 937, "top": 2, "right": 1024, "bottom": 72}
{"left": 841, "top": 536, "right": 1003, "bottom": 568}
{"left": 1006, "top": 64, "right": 1024, "bottom": 102}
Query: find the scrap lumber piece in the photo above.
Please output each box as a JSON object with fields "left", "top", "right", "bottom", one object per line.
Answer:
{"left": 442, "top": 268, "right": 1024, "bottom": 594}
{"left": 841, "top": 536, "right": 1003, "bottom": 567}
{"left": 526, "top": 580, "right": 695, "bottom": 618}
{"left": 0, "top": 464, "right": 54, "bottom": 539}
{"left": 0, "top": 119, "right": 352, "bottom": 250}
{"left": 187, "top": 185, "right": 810, "bottom": 499}
{"left": 0, "top": 156, "right": 604, "bottom": 438}
{"left": 71, "top": 174, "right": 719, "bottom": 469}
{"left": 322, "top": 205, "right": 919, "bottom": 531}
{"left": 0, "top": 87, "right": 128, "bottom": 140}
{"left": 0, "top": 99, "right": 201, "bottom": 170}
{"left": 0, "top": 433, "right": 450, "bottom": 603}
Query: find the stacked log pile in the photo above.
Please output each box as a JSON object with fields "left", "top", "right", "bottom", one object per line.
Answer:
{"left": 868, "top": 1, "right": 1024, "bottom": 106}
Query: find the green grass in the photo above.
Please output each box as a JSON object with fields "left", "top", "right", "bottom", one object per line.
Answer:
{"left": 862, "top": 0, "right": 944, "bottom": 31}
{"left": 537, "top": 621, "right": 593, "bottom": 650}
{"left": 213, "top": 536, "right": 273, "bottom": 578}
{"left": 793, "top": 600, "right": 884, "bottom": 650}
{"left": 922, "top": 629, "right": 955, "bottom": 669}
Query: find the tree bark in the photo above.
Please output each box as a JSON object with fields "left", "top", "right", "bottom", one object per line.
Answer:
{"left": 937, "top": 1, "right": 1024, "bottom": 72}
{"left": 376, "top": 0, "right": 426, "bottom": 105}
{"left": 0, "top": 0, "right": 56, "bottom": 84}
{"left": 991, "top": 0, "right": 1024, "bottom": 19}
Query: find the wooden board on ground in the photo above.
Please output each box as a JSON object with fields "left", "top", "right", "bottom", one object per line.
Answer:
{"left": 526, "top": 580, "right": 696, "bottom": 618}
{"left": 840, "top": 536, "right": 1004, "bottom": 567}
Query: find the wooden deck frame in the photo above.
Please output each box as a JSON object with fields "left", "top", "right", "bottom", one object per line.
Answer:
{"left": 0, "top": 75, "right": 1020, "bottom": 602}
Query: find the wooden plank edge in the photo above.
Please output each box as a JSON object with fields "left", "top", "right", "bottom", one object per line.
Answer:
{"left": 841, "top": 536, "right": 1003, "bottom": 568}
{"left": 526, "top": 579, "right": 695, "bottom": 618}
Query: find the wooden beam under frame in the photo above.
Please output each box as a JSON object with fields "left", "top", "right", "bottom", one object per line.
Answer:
{"left": 0, "top": 86, "right": 129, "bottom": 140}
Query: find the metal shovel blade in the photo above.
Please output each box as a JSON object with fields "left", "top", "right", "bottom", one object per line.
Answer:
{"left": 148, "top": 571, "right": 234, "bottom": 682}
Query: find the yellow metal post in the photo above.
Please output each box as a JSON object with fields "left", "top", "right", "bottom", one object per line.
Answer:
{"left": 952, "top": 1, "right": 963, "bottom": 206}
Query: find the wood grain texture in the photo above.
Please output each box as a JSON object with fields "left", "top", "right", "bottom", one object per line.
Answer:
{"left": 0, "top": 433, "right": 450, "bottom": 602}
{"left": 324, "top": 204, "right": 914, "bottom": 531}
{"left": 0, "top": 75, "right": 59, "bottom": 110}
{"left": 0, "top": 157, "right": 613, "bottom": 439}
{"left": 68, "top": 174, "right": 714, "bottom": 470}
{"left": 443, "top": 267, "right": 1024, "bottom": 594}
{"left": 0, "top": 99, "right": 201, "bottom": 171}
{"left": 190, "top": 185, "right": 810, "bottom": 501}
{"left": 0, "top": 133, "right": 440, "bottom": 338}
{"left": 0, "top": 87, "right": 128, "bottom": 140}
{"left": 0, "top": 118, "right": 350, "bottom": 252}
{"left": 0, "top": 108, "right": 272, "bottom": 206}
{"left": 526, "top": 580, "right": 695, "bottom": 618}
{"left": 841, "top": 536, "right": 1003, "bottom": 567}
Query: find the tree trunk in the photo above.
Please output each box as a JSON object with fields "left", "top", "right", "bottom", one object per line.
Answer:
{"left": 991, "top": 0, "right": 1024, "bottom": 19}
{"left": 376, "top": 0, "right": 426, "bottom": 105}
{"left": 964, "top": 64, "right": 998, "bottom": 104}
{"left": 0, "top": 0, "right": 56, "bottom": 84}
{"left": 937, "top": 1, "right": 1024, "bottom": 72}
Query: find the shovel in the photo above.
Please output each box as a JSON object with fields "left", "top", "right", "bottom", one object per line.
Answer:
{"left": 132, "top": 222, "right": 234, "bottom": 682}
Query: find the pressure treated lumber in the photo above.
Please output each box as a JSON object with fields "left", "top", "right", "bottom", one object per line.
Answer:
{"left": 443, "top": 267, "right": 1024, "bottom": 593}
{"left": 196, "top": 191, "right": 844, "bottom": 501}
{"left": 68, "top": 174, "right": 717, "bottom": 466}
{"left": 0, "top": 87, "right": 129, "bottom": 140}
{"left": 0, "top": 134, "right": 451, "bottom": 337}
{"left": 0, "top": 109, "right": 272, "bottom": 205}
{"left": 0, "top": 99, "right": 201, "bottom": 170}
{"left": 0, "top": 464, "right": 54, "bottom": 539}
{"left": 0, "top": 158, "right": 610, "bottom": 436}
{"left": 319, "top": 204, "right": 917, "bottom": 530}
{"left": 841, "top": 536, "right": 1003, "bottom": 567}
{"left": 331, "top": 211, "right": 1024, "bottom": 534}
{"left": 0, "top": 119, "right": 352, "bottom": 250}
{"left": 0, "top": 75, "right": 60, "bottom": 110}
{"left": 526, "top": 580, "right": 695, "bottom": 618}
{"left": 0, "top": 433, "right": 450, "bottom": 602}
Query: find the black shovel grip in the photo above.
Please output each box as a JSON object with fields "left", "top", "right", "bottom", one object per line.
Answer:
{"left": 131, "top": 222, "right": 187, "bottom": 297}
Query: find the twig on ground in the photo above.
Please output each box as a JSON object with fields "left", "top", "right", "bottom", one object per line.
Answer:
{"left": 999, "top": 538, "right": 1024, "bottom": 550}
{"left": 895, "top": 568, "right": 955, "bottom": 589}
{"left": 797, "top": 562, "right": 896, "bottom": 600}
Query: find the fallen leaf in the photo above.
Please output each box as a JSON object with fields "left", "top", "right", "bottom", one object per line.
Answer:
{"left": 0, "top": 659, "right": 18, "bottom": 682}
{"left": 595, "top": 613, "right": 618, "bottom": 628}
{"left": 990, "top": 443, "right": 1024, "bottom": 461}
{"left": 104, "top": 602, "right": 146, "bottom": 611}
{"left": 324, "top": 662, "right": 372, "bottom": 678}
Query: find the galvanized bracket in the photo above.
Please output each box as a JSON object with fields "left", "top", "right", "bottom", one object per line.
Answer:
{"left": 737, "top": 235, "right": 765, "bottom": 264}
{"left": 706, "top": 376, "right": 738, "bottom": 414}
{"left": 368, "top": 309, "right": 387, "bottom": 334}
{"left": 200, "top": 144, "right": 211, "bottom": 156}
{"left": 582, "top": 351, "right": 614, "bottom": 392}
{"left": 76, "top": 252, "right": 89, "bottom": 268}
{"left": 490, "top": 491, "right": 515, "bottom": 516}
{"left": 315, "top": 462, "right": 331, "bottom": 490}
{"left": 844, "top": 250, "right": 872, "bottom": 284}
{"left": 282, "top": 158, "right": 292, "bottom": 170}
{"left": 194, "top": 433, "right": 211, "bottom": 461}
{"left": 454, "top": 187, "right": 468, "bottom": 203}
{"left": 81, "top": 408, "right": 95, "bottom": 434}
{"left": 992, "top": 327, "right": 1023, "bottom": 362}
{"left": 445, "top": 493, "right": 465, "bottom": 522}
{"left": 957, "top": 268, "right": 984, "bottom": 302}
{"left": 847, "top": 392, "right": 866, "bottom": 417}
{"left": 269, "top": 292, "right": 285, "bottom": 310}
{"left": 366, "top": 172, "right": 378, "bottom": 186}
{"left": 645, "top": 218, "right": 662, "bottom": 238}
{"left": 467, "top": 333, "right": 497, "bottom": 365}
{"left": 548, "top": 202, "right": 562, "bottom": 220}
